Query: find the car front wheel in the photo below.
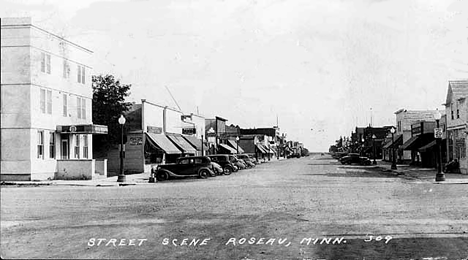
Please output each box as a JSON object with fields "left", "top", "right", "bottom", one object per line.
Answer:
{"left": 223, "top": 167, "right": 233, "bottom": 175}
{"left": 199, "top": 169, "right": 209, "bottom": 179}
{"left": 156, "top": 171, "right": 169, "bottom": 181}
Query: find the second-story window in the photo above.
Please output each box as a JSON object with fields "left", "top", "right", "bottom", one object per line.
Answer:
{"left": 40, "top": 89, "right": 52, "bottom": 114}
{"left": 81, "top": 98, "right": 86, "bottom": 120}
{"left": 41, "top": 52, "right": 51, "bottom": 74}
{"left": 40, "top": 89, "right": 46, "bottom": 113}
{"left": 77, "top": 65, "right": 81, "bottom": 83}
{"left": 63, "top": 60, "right": 70, "bottom": 78}
{"left": 77, "top": 65, "right": 86, "bottom": 84}
{"left": 451, "top": 103, "right": 454, "bottom": 120}
{"left": 63, "top": 94, "right": 68, "bottom": 117}
{"left": 47, "top": 90, "right": 52, "bottom": 114}
{"left": 77, "top": 97, "right": 82, "bottom": 119}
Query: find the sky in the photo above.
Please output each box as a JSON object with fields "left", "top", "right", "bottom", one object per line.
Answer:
{"left": 2, "top": 0, "right": 468, "bottom": 151}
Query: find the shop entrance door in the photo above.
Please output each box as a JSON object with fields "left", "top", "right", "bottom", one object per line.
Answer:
{"left": 61, "top": 135, "right": 69, "bottom": 159}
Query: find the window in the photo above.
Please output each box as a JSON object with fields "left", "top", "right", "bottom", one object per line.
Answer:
{"left": 46, "top": 90, "right": 52, "bottom": 114}
{"left": 83, "top": 135, "right": 88, "bottom": 158}
{"left": 451, "top": 103, "right": 454, "bottom": 120}
{"left": 37, "top": 131, "right": 44, "bottom": 159}
{"left": 74, "top": 135, "right": 80, "bottom": 159}
{"left": 46, "top": 54, "right": 51, "bottom": 74}
{"left": 77, "top": 97, "right": 82, "bottom": 119}
{"left": 63, "top": 60, "right": 70, "bottom": 78}
{"left": 77, "top": 65, "right": 81, "bottom": 83}
{"left": 457, "top": 109, "right": 460, "bottom": 119}
{"left": 49, "top": 132, "right": 55, "bottom": 159}
{"left": 77, "top": 65, "right": 85, "bottom": 84}
{"left": 41, "top": 53, "right": 46, "bottom": 72}
{"left": 77, "top": 97, "right": 86, "bottom": 119}
{"left": 81, "top": 98, "right": 86, "bottom": 120}
{"left": 81, "top": 66, "right": 86, "bottom": 84}
{"left": 63, "top": 94, "right": 68, "bottom": 117}
{"left": 40, "top": 89, "right": 46, "bottom": 113}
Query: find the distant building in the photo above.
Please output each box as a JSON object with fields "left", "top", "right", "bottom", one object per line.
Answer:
{"left": 444, "top": 80, "right": 468, "bottom": 173}
{"left": 393, "top": 109, "right": 441, "bottom": 163}
{"left": 1, "top": 17, "right": 107, "bottom": 181}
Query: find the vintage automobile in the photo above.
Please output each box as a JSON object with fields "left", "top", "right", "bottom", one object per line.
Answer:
{"left": 236, "top": 154, "right": 256, "bottom": 168}
{"left": 229, "top": 155, "right": 246, "bottom": 170}
{"left": 207, "top": 155, "right": 238, "bottom": 175}
{"left": 332, "top": 152, "right": 348, "bottom": 160}
{"left": 340, "top": 153, "right": 372, "bottom": 165}
{"left": 153, "top": 156, "right": 216, "bottom": 181}
{"left": 211, "top": 162, "right": 224, "bottom": 175}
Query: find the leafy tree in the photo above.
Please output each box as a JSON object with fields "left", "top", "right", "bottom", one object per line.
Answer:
{"left": 92, "top": 75, "right": 132, "bottom": 151}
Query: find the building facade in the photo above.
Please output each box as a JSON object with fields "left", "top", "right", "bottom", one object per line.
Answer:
{"left": 445, "top": 80, "right": 468, "bottom": 173}
{"left": 1, "top": 17, "right": 107, "bottom": 181}
{"left": 394, "top": 109, "right": 440, "bottom": 163}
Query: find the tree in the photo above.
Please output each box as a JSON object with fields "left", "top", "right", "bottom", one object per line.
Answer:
{"left": 92, "top": 75, "right": 132, "bottom": 150}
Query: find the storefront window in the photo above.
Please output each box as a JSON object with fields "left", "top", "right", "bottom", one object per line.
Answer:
{"left": 37, "top": 131, "right": 44, "bottom": 159}
{"left": 49, "top": 132, "right": 55, "bottom": 159}
{"left": 144, "top": 142, "right": 163, "bottom": 164}
{"left": 83, "top": 135, "right": 88, "bottom": 158}
{"left": 75, "top": 135, "right": 80, "bottom": 159}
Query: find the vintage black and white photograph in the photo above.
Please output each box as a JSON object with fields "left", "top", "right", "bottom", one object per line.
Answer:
{"left": 1, "top": 0, "right": 468, "bottom": 259}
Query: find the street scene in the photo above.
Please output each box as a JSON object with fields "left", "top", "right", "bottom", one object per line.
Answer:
{"left": 2, "top": 154, "right": 468, "bottom": 259}
{"left": 2, "top": 0, "right": 468, "bottom": 259}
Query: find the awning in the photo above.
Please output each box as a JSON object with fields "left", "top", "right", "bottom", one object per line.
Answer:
{"left": 256, "top": 144, "right": 268, "bottom": 154}
{"left": 227, "top": 140, "right": 245, "bottom": 154}
{"left": 146, "top": 133, "right": 181, "bottom": 154}
{"left": 56, "top": 124, "right": 108, "bottom": 134}
{"left": 383, "top": 134, "right": 402, "bottom": 149}
{"left": 400, "top": 136, "right": 420, "bottom": 150}
{"left": 419, "top": 140, "right": 436, "bottom": 152}
{"left": 182, "top": 135, "right": 209, "bottom": 151}
{"left": 167, "top": 134, "right": 197, "bottom": 154}
{"left": 219, "top": 143, "right": 237, "bottom": 154}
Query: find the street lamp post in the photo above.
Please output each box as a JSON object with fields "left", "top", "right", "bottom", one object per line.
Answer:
{"left": 236, "top": 136, "right": 240, "bottom": 154}
{"left": 361, "top": 138, "right": 365, "bottom": 156}
{"left": 434, "top": 109, "right": 445, "bottom": 182}
{"left": 390, "top": 127, "right": 397, "bottom": 170}
{"left": 117, "top": 115, "right": 126, "bottom": 182}
{"left": 201, "top": 134, "right": 204, "bottom": 156}
{"left": 372, "top": 134, "right": 377, "bottom": 165}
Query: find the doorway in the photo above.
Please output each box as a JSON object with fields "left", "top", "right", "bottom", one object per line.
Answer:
{"left": 61, "top": 135, "right": 69, "bottom": 159}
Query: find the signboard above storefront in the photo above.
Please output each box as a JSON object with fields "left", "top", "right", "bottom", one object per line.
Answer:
{"left": 147, "top": 126, "right": 162, "bottom": 134}
{"left": 56, "top": 124, "right": 108, "bottom": 134}
{"left": 182, "top": 127, "right": 196, "bottom": 135}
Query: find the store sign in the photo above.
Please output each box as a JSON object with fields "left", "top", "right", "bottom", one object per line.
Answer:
{"left": 434, "top": 128, "right": 443, "bottom": 139}
{"left": 129, "top": 137, "right": 143, "bottom": 145}
{"left": 147, "top": 126, "right": 162, "bottom": 134}
{"left": 182, "top": 127, "right": 196, "bottom": 135}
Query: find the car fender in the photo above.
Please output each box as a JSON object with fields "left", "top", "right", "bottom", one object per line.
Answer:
{"left": 157, "top": 168, "right": 177, "bottom": 177}
{"left": 198, "top": 167, "right": 214, "bottom": 176}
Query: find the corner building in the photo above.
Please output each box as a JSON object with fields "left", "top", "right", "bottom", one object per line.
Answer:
{"left": 1, "top": 17, "right": 106, "bottom": 181}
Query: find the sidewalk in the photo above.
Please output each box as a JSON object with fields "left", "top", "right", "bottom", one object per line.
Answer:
{"left": 1, "top": 172, "right": 151, "bottom": 187}
{"left": 376, "top": 160, "right": 468, "bottom": 184}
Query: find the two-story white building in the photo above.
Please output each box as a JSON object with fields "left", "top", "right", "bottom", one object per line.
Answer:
{"left": 394, "top": 109, "right": 440, "bottom": 163}
{"left": 445, "top": 80, "right": 468, "bottom": 174}
{"left": 1, "top": 17, "right": 107, "bottom": 181}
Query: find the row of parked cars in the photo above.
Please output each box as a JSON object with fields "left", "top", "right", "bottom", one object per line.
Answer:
{"left": 332, "top": 152, "right": 372, "bottom": 166}
{"left": 151, "top": 154, "right": 258, "bottom": 182}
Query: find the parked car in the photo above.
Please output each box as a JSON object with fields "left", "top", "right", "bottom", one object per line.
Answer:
{"left": 236, "top": 154, "right": 256, "bottom": 168}
{"left": 153, "top": 156, "right": 215, "bottom": 181}
{"left": 207, "top": 155, "right": 238, "bottom": 175}
{"left": 332, "top": 152, "right": 348, "bottom": 160}
{"left": 229, "top": 155, "right": 246, "bottom": 170}
{"left": 340, "top": 153, "right": 371, "bottom": 165}
{"left": 211, "top": 162, "right": 224, "bottom": 175}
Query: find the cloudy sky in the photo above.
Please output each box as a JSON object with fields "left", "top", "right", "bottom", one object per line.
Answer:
{"left": 2, "top": 0, "right": 467, "bottom": 151}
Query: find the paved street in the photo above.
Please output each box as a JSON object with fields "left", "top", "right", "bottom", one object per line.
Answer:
{"left": 1, "top": 154, "right": 468, "bottom": 259}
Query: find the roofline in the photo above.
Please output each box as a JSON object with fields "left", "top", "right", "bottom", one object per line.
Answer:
{"left": 2, "top": 19, "right": 93, "bottom": 54}
{"left": 141, "top": 99, "right": 181, "bottom": 113}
